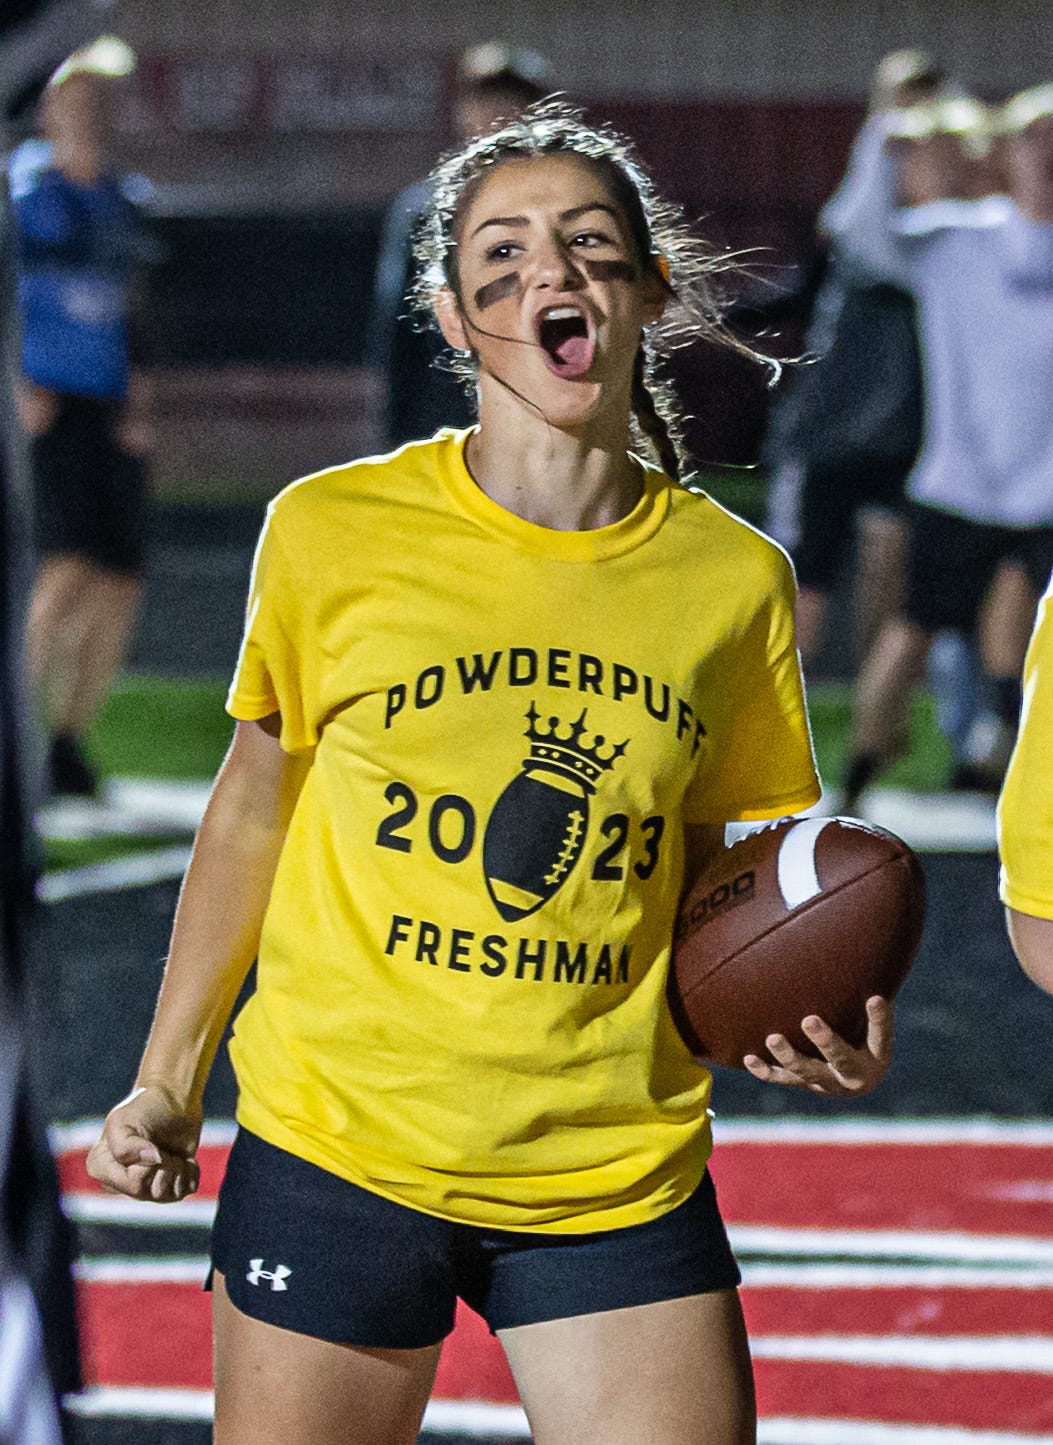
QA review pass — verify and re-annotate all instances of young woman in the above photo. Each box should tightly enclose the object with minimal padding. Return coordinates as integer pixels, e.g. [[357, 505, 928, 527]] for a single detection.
[[88, 103, 895, 1445]]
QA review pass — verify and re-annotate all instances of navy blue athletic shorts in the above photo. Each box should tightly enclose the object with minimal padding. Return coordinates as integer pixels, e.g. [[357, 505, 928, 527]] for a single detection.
[[209, 1129, 741, 1349], [792, 456, 910, 593], [31, 394, 149, 575], [905, 501, 1053, 633]]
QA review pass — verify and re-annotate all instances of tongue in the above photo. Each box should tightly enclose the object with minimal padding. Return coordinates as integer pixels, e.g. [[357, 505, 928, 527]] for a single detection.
[[546, 332, 594, 378]]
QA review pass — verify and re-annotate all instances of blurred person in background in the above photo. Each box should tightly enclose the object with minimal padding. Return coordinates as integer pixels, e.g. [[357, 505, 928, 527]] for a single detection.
[[368, 40, 554, 447], [12, 36, 156, 800], [1, 6, 111, 1438], [829, 84, 1053, 812], [999, 567, 1053, 993], [764, 49, 942, 678]]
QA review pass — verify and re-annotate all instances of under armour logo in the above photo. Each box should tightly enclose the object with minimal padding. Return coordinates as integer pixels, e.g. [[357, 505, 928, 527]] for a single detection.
[[246, 1259, 292, 1290]]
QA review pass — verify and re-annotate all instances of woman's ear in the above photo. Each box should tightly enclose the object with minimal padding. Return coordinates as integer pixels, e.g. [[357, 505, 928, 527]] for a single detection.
[[435, 288, 469, 351]]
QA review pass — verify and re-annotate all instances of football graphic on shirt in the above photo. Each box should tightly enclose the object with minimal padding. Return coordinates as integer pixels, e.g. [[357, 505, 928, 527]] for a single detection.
[[483, 704, 628, 921]]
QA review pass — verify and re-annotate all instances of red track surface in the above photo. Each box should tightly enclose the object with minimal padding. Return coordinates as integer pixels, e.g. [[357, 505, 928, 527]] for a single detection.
[[64, 1132, 1053, 1435]]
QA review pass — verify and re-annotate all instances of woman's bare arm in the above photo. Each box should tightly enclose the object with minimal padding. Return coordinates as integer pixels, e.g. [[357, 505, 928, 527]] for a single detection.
[[1006, 907, 1053, 996], [87, 714, 311, 1201]]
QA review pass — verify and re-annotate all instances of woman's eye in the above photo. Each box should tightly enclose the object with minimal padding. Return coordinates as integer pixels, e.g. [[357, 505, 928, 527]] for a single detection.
[[570, 231, 613, 249], [485, 241, 519, 262]]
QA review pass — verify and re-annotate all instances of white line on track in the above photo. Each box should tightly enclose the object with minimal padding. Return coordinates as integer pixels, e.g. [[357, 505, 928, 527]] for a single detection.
[[50, 1118, 237, 1152], [51, 1115, 1053, 1152], [422, 1400, 531, 1436], [712, 1118, 1053, 1145], [72, 1254, 1053, 1290], [65, 1387, 213, 1421], [751, 1333, 1053, 1371], [61, 1389, 1053, 1440], [730, 1226, 1053, 1264], [74, 1257, 210, 1283], [757, 1423, 1053, 1445], [61, 1190, 1053, 1268], [64, 1387, 533, 1436], [739, 1261, 1053, 1287], [63, 1192, 216, 1226]]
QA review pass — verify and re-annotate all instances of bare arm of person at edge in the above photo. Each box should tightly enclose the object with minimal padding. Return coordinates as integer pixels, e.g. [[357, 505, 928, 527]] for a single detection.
[[87, 713, 310, 1201], [1006, 911, 1053, 996], [683, 823, 893, 1096]]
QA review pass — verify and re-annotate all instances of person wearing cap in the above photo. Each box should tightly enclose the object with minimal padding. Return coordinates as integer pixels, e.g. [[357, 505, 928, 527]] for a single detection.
[[367, 41, 554, 448], [830, 81, 1053, 813], [12, 37, 157, 799]]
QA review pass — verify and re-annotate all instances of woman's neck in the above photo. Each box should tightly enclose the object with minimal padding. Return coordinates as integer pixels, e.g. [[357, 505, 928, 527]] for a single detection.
[[466, 387, 642, 532]]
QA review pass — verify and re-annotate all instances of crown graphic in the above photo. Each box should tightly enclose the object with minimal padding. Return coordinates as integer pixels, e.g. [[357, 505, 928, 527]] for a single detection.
[[523, 703, 628, 793]]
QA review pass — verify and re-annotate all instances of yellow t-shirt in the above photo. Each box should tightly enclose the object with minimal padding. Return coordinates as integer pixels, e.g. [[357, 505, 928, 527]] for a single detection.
[[226, 429, 820, 1232], [998, 572, 1053, 921]]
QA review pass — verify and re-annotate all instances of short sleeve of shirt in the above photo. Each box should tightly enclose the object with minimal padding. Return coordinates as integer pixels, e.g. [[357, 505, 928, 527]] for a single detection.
[[226, 502, 320, 753], [683, 544, 820, 823], [998, 576, 1053, 919]]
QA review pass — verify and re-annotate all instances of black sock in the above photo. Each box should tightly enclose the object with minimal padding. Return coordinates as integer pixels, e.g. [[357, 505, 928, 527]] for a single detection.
[[843, 751, 881, 805], [991, 677, 1023, 727]]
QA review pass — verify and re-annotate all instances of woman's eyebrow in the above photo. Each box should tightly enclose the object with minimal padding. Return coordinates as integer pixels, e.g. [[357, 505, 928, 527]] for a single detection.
[[471, 215, 528, 238], [470, 202, 620, 240], [559, 203, 621, 224]]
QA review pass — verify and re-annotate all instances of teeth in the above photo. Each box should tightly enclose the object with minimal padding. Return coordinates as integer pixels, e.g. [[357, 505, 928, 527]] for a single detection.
[[541, 306, 583, 320]]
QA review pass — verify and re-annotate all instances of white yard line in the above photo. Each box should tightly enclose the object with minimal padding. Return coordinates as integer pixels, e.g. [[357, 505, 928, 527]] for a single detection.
[[37, 777, 995, 912], [732, 785, 997, 853], [39, 778, 209, 842], [38, 845, 192, 902]]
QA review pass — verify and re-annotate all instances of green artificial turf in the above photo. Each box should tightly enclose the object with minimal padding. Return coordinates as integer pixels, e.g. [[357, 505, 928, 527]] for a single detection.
[[79, 672, 953, 797], [84, 674, 233, 781], [47, 673, 954, 874], [807, 682, 954, 795], [45, 833, 191, 872]]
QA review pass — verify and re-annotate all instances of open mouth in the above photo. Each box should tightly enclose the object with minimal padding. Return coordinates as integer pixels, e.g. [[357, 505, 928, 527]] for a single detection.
[[535, 306, 596, 379]]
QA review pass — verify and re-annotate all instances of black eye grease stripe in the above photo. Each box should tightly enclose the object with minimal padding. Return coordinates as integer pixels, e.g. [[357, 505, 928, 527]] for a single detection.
[[474, 273, 523, 310], [584, 259, 637, 282]]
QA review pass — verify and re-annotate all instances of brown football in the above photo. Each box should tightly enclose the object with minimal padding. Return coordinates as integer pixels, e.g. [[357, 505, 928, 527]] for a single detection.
[[669, 817, 925, 1069]]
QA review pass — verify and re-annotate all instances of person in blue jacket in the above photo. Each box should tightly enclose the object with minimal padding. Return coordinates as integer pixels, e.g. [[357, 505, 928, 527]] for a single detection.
[[12, 39, 155, 798]]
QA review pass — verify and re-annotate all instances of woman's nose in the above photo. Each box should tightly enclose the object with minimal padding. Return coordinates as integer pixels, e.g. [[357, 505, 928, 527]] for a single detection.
[[531, 236, 585, 290]]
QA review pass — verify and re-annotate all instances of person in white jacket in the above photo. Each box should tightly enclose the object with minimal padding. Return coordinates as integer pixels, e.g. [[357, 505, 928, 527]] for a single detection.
[[833, 87, 1053, 811]]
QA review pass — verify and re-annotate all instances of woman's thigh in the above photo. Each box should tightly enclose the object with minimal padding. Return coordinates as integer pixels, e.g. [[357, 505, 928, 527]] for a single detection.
[[212, 1271, 442, 1445], [499, 1288, 755, 1445]]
